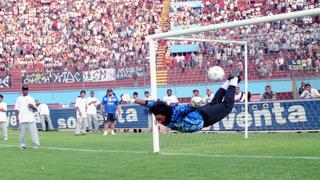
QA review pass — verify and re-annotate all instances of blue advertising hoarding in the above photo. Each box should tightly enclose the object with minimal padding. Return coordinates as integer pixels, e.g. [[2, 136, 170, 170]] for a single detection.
[[7, 104, 149, 129], [6, 100, 320, 131]]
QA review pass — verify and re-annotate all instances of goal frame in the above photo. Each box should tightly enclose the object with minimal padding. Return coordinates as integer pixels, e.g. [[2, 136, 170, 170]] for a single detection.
[[148, 8, 320, 153]]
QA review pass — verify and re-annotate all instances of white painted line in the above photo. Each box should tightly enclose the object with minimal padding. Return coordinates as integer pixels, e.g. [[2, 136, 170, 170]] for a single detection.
[[160, 152, 320, 160], [0, 144, 149, 154], [1, 144, 319, 160]]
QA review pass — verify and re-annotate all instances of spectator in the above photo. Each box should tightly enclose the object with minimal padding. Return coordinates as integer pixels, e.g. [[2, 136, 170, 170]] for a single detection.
[[15, 85, 40, 149], [87, 91, 100, 132], [75, 90, 87, 136], [298, 82, 306, 95], [163, 89, 179, 106], [144, 91, 153, 100], [191, 89, 203, 106], [261, 85, 277, 101], [133, 92, 139, 99], [204, 89, 214, 104], [0, 95, 8, 141], [36, 100, 54, 132], [234, 87, 245, 102], [119, 94, 129, 105], [300, 83, 320, 99], [100, 89, 120, 136]]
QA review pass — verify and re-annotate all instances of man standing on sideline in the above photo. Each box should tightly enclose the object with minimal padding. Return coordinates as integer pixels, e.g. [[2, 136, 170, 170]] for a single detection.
[[101, 89, 120, 135], [36, 100, 53, 131], [144, 91, 153, 100], [75, 90, 87, 136], [260, 85, 276, 101], [163, 89, 179, 106], [0, 95, 8, 141], [87, 91, 100, 132], [300, 83, 320, 99], [298, 82, 305, 96], [234, 87, 245, 102], [204, 89, 214, 104], [144, 91, 154, 131], [15, 85, 40, 149]]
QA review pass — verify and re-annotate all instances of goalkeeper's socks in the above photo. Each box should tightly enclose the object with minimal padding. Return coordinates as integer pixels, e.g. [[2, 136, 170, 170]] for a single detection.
[[229, 77, 239, 87], [221, 80, 229, 90]]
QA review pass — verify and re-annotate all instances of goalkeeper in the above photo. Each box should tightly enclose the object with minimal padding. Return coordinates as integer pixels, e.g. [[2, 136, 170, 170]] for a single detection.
[[132, 74, 240, 132]]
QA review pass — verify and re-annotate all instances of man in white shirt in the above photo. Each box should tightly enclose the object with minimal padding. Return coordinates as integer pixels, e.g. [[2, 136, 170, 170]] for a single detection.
[[191, 89, 203, 106], [144, 91, 153, 100], [36, 100, 53, 131], [87, 91, 100, 132], [163, 89, 179, 106], [75, 90, 87, 135], [204, 89, 214, 104], [0, 95, 8, 141], [162, 89, 179, 133], [235, 87, 245, 102], [144, 91, 154, 131], [300, 84, 320, 99], [15, 85, 40, 149]]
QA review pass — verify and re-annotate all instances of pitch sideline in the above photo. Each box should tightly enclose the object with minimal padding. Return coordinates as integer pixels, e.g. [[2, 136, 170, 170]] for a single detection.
[[0, 144, 319, 160]]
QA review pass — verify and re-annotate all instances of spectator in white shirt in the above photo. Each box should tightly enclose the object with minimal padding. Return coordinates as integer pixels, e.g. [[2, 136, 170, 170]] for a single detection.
[[191, 89, 203, 106], [75, 90, 87, 136], [235, 87, 246, 102], [87, 91, 100, 132], [163, 89, 179, 106], [204, 89, 214, 104], [0, 95, 8, 141], [300, 84, 320, 99], [36, 100, 53, 131], [144, 91, 153, 100], [15, 85, 40, 149]]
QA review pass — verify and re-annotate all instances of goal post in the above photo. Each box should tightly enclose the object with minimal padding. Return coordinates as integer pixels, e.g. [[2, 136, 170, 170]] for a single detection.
[[148, 8, 320, 153]]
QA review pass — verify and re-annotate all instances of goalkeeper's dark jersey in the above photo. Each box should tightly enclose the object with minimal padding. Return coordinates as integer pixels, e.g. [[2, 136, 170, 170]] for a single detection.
[[146, 101, 204, 132]]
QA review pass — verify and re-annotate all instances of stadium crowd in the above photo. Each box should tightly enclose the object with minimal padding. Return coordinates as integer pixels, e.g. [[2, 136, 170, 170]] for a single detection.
[[165, 0, 320, 77], [0, 0, 162, 72]]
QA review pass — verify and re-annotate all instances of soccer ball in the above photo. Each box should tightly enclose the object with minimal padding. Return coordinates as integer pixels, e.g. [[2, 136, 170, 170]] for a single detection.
[[207, 66, 225, 82]]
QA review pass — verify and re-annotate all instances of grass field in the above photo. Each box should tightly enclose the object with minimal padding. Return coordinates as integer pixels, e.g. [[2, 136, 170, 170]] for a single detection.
[[0, 130, 319, 180]]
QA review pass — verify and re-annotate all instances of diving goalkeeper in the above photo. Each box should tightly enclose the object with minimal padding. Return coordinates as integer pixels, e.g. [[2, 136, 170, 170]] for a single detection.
[[132, 74, 240, 132]]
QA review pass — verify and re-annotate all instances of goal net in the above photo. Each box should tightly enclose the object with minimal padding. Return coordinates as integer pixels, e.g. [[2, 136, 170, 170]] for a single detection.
[[148, 8, 320, 153]]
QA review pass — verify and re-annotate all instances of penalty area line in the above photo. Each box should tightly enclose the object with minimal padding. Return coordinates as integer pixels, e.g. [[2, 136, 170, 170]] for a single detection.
[[1, 144, 319, 160]]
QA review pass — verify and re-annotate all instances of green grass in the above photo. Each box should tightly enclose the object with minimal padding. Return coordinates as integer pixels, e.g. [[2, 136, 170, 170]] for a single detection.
[[0, 130, 319, 180]]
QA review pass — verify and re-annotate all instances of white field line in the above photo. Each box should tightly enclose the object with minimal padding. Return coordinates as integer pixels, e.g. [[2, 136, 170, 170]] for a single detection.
[[0, 144, 319, 160], [160, 152, 320, 160]]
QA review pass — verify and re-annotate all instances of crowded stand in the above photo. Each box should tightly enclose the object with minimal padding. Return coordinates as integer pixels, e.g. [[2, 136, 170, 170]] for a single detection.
[[165, 0, 320, 78], [0, 0, 318, 102], [0, 0, 162, 72]]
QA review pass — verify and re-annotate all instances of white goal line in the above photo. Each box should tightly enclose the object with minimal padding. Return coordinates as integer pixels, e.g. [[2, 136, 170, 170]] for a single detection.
[[1, 144, 319, 161]]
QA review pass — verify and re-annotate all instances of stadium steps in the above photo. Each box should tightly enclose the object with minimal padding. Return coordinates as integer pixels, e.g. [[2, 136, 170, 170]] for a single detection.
[[156, 70, 168, 85], [154, 0, 172, 86]]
